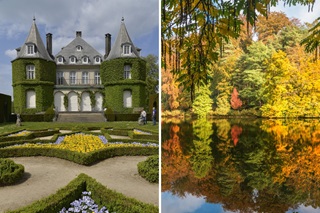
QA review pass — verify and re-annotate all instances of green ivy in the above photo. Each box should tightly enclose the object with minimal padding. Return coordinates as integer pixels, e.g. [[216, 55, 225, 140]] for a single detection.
[[64, 94, 68, 110], [12, 58, 56, 114], [101, 58, 147, 113]]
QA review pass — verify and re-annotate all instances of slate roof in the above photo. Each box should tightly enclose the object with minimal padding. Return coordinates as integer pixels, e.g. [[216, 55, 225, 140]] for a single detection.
[[55, 32, 103, 65], [15, 18, 53, 61], [106, 18, 140, 60]]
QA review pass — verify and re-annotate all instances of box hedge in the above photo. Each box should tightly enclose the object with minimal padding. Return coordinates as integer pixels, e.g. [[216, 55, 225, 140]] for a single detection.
[[0, 158, 24, 185], [7, 173, 158, 213]]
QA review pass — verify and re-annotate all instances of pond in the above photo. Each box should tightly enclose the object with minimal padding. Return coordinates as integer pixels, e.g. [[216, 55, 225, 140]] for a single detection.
[[161, 118, 320, 213]]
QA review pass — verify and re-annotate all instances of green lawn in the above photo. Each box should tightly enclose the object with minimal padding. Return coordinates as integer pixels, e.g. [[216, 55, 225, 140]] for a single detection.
[[0, 121, 159, 135]]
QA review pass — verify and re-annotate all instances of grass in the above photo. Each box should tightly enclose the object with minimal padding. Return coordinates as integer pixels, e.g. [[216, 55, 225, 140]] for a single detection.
[[0, 121, 159, 135]]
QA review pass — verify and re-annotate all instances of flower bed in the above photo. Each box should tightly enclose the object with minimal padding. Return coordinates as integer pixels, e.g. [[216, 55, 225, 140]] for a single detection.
[[59, 191, 109, 213], [7, 173, 158, 213], [4, 133, 158, 154]]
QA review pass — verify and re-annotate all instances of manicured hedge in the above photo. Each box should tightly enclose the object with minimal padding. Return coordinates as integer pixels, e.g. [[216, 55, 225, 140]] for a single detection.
[[137, 155, 159, 183], [0, 146, 158, 166], [7, 173, 158, 213], [0, 129, 59, 142], [0, 158, 24, 185]]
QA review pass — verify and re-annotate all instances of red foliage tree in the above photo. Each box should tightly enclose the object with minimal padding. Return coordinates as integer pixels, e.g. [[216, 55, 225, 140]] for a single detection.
[[230, 88, 243, 110]]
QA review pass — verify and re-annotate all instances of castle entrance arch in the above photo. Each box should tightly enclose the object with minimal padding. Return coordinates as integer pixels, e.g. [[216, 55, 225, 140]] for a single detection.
[[54, 91, 65, 112], [81, 92, 91, 111], [68, 92, 78, 111]]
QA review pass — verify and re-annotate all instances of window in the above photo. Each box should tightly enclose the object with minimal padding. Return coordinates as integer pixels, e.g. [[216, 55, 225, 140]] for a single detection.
[[123, 90, 132, 108], [94, 72, 101, 85], [70, 72, 76, 84], [76, 45, 83, 51], [57, 72, 64, 85], [27, 44, 35, 55], [123, 45, 131, 55], [26, 65, 35, 79], [82, 72, 89, 84], [70, 56, 76, 64], [26, 90, 36, 108], [94, 57, 101, 64], [82, 57, 89, 64], [57, 57, 64, 64], [124, 64, 131, 79]]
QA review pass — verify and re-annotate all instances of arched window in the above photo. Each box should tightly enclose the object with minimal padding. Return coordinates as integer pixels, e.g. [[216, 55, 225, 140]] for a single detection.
[[70, 56, 77, 64], [123, 90, 132, 108], [57, 56, 64, 64], [26, 90, 36, 108], [82, 56, 89, 64]]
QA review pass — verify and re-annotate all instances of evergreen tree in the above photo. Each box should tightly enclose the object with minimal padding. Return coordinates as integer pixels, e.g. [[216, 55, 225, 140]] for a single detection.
[[193, 83, 213, 117]]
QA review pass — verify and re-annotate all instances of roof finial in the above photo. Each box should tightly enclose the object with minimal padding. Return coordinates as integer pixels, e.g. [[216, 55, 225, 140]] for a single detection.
[[33, 15, 36, 22], [121, 17, 124, 22]]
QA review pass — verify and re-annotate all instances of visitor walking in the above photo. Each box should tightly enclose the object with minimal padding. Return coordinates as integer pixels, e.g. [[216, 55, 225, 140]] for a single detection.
[[152, 107, 156, 125]]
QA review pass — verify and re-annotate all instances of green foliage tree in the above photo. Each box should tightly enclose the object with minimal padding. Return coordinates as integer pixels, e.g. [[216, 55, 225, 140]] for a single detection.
[[192, 83, 213, 117], [233, 41, 271, 108], [215, 79, 232, 115], [301, 17, 320, 60]]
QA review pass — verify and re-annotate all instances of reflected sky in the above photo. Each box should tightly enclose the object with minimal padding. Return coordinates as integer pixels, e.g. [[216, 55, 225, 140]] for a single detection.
[[162, 192, 320, 213], [162, 192, 236, 213]]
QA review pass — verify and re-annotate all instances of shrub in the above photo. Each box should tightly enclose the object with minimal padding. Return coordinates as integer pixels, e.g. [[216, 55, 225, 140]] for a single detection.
[[137, 155, 159, 183], [8, 173, 158, 213], [0, 158, 24, 185]]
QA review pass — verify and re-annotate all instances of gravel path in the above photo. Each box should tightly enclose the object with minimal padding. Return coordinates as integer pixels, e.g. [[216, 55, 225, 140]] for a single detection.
[[0, 156, 158, 212]]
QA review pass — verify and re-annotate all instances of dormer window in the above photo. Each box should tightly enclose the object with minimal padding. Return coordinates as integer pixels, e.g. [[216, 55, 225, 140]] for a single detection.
[[57, 56, 64, 64], [26, 44, 35, 55], [122, 44, 131, 55], [76, 45, 83, 51], [82, 56, 89, 64], [94, 56, 101, 64], [70, 56, 77, 64]]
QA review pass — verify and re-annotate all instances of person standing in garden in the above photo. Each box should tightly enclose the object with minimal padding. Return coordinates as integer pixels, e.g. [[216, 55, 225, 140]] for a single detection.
[[152, 107, 156, 125]]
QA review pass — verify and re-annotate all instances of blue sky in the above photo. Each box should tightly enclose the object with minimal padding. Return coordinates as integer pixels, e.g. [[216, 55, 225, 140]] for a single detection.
[[0, 0, 159, 97]]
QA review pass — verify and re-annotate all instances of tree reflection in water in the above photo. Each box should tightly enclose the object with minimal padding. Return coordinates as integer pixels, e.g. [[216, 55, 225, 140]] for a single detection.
[[161, 119, 320, 213]]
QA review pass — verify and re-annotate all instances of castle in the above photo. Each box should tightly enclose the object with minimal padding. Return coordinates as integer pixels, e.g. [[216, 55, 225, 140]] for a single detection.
[[12, 17, 147, 115]]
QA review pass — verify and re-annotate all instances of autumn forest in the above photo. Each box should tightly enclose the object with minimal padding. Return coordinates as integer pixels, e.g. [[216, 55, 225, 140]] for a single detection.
[[162, 11, 320, 118]]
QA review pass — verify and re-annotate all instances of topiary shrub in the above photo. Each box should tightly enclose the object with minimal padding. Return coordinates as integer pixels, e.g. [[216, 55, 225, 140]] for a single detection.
[[105, 107, 115, 121], [0, 158, 24, 185], [137, 155, 159, 183]]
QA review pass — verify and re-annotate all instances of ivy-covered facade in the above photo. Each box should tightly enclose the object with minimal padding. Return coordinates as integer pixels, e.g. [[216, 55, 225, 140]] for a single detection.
[[11, 18, 147, 114]]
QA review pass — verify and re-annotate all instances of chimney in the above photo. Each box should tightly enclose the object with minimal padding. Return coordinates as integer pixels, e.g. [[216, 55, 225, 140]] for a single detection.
[[76, 31, 82, 37], [136, 47, 141, 57], [104, 33, 111, 59], [46, 33, 53, 57]]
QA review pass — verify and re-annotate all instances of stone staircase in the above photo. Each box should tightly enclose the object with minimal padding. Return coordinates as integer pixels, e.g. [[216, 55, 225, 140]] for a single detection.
[[56, 112, 106, 123]]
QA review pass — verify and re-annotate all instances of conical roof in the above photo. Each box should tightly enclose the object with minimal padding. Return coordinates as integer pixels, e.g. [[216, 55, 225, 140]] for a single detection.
[[15, 18, 53, 61], [106, 18, 140, 60]]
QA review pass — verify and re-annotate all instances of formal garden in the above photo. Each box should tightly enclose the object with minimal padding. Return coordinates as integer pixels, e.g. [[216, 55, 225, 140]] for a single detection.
[[0, 121, 159, 213]]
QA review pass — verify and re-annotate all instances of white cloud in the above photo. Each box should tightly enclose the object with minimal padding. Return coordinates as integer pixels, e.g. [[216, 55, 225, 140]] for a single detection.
[[5, 49, 17, 60], [161, 192, 206, 213], [0, 63, 13, 97], [271, 1, 320, 24], [0, 0, 158, 40]]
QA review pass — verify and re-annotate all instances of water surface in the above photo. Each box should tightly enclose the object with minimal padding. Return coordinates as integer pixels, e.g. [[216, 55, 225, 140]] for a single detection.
[[161, 118, 320, 213]]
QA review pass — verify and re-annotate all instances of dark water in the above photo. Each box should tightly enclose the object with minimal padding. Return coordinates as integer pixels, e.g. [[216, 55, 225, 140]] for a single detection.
[[161, 118, 320, 213]]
